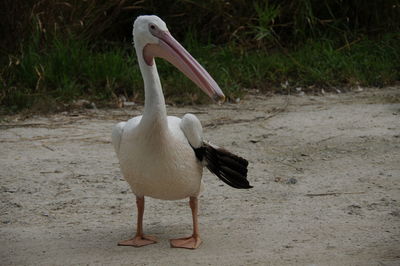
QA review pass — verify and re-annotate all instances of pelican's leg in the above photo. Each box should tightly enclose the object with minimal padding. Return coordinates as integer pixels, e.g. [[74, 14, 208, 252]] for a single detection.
[[118, 196, 158, 247], [170, 196, 202, 249]]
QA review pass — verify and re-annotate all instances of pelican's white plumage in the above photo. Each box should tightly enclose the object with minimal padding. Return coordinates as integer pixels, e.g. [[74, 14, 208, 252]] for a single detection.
[[113, 115, 203, 200], [112, 15, 250, 249]]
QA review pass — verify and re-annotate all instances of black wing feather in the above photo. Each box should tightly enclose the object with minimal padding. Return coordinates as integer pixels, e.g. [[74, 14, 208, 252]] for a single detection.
[[193, 143, 252, 189]]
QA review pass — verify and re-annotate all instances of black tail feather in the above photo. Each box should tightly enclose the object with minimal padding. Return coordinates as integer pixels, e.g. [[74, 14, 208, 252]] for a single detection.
[[194, 143, 252, 189]]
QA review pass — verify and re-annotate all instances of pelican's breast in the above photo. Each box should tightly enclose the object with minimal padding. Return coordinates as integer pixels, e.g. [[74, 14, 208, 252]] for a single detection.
[[118, 116, 203, 200]]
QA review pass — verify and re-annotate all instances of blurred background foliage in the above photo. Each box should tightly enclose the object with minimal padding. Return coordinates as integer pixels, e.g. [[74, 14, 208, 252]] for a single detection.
[[1, 0, 399, 112]]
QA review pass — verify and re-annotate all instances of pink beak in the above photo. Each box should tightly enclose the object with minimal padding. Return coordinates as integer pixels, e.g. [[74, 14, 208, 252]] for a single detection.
[[143, 30, 225, 103]]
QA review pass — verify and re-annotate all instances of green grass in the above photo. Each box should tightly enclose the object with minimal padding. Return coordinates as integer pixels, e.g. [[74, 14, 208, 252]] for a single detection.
[[1, 33, 399, 112], [1, 0, 399, 112]]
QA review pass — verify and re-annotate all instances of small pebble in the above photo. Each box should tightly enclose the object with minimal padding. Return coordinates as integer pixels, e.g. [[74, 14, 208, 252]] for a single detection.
[[286, 178, 298, 184]]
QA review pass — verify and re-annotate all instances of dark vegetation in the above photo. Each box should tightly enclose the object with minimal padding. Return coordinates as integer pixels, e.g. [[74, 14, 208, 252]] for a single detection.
[[1, 0, 399, 112]]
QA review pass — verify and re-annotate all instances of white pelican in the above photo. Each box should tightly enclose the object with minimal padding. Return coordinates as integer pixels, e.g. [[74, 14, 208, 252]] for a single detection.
[[112, 15, 252, 249]]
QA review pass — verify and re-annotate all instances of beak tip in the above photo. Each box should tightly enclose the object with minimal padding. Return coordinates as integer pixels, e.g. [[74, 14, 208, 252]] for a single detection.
[[213, 94, 226, 104]]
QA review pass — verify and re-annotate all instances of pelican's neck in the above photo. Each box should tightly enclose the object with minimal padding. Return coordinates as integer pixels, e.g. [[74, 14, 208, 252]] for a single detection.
[[137, 48, 167, 130]]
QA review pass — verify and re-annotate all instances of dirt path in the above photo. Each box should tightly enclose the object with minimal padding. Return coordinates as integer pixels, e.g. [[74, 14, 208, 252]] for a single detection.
[[1, 88, 399, 265]]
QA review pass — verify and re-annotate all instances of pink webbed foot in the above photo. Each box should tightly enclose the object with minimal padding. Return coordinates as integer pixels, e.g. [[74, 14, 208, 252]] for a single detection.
[[170, 235, 202, 249], [118, 235, 158, 247]]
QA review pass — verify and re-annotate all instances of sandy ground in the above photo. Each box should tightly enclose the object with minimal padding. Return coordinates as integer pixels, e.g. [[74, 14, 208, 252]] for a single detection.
[[1, 87, 399, 265]]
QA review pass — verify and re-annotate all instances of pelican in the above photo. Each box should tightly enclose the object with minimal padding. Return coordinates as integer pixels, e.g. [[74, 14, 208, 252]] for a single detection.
[[112, 15, 252, 249]]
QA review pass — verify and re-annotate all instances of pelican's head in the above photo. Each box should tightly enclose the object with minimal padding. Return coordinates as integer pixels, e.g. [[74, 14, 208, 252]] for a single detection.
[[133, 15, 225, 103], [133, 16, 168, 48]]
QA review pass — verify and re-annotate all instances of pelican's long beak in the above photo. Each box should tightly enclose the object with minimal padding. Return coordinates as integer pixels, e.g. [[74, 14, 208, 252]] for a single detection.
[[143, 30, 225, 103]]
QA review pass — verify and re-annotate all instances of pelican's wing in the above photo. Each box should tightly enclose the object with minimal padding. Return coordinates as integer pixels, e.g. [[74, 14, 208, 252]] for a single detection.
[[111, 122, 126, 155], [180, 113, 252, 189], [112, 116, 142, 155], [199, 142, 252, 189], [180, 113, 203, 149]]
